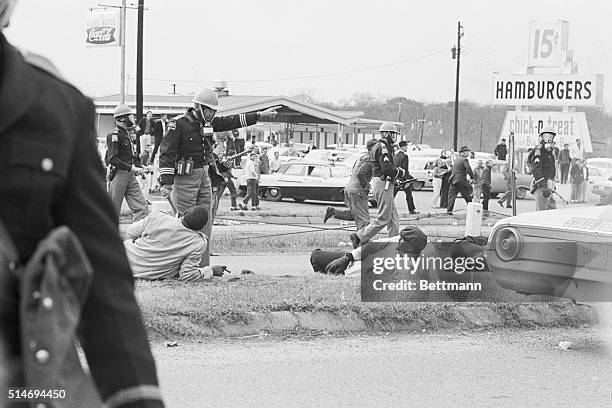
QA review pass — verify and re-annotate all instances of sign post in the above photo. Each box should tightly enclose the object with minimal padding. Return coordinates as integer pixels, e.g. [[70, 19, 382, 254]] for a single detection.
[[510, 131, 517, 216]]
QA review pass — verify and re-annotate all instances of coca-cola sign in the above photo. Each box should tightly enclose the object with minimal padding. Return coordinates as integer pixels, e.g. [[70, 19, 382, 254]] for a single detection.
[[87, 27, 117, 45], [86, 10, 120, 47]]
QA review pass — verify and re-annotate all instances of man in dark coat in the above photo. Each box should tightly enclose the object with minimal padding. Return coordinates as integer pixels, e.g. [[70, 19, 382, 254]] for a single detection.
[[393, 141, 418, 214], [0, 8, 164, 407], [494, 138, 508, 161], [447, 146, 474, 215]]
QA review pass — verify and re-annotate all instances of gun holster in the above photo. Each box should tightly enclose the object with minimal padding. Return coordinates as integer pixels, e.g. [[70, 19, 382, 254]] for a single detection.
[[107, 166, 117, 182]]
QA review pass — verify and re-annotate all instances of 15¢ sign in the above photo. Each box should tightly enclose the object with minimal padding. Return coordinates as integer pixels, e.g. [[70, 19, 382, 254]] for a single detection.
[[528, 21, 569, 68]]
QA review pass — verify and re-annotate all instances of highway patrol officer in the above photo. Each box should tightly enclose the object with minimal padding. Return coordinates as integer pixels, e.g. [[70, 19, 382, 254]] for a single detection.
[[158, 88, 278, 267], [531, 127, 557, 211], [349, 122, 407, 248], [0, 1, 164, 406], [106, 105, 149, 222]]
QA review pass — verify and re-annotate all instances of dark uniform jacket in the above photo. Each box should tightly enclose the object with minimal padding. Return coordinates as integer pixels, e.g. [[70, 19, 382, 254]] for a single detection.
[[532, 145, 556, 188], [370, 139, 402, 179], [450, 156, 474, 186], [158, 108, 258, 185], [106, 126, 141, 171], [0, 34, 163, 407]]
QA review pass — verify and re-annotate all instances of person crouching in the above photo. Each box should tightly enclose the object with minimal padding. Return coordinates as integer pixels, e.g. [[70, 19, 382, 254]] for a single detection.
[[125, 206, 228, 281]]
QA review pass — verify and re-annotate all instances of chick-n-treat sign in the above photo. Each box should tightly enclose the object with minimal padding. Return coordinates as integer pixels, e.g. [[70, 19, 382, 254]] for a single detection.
[[86, 10, 120, 47], [500, 111, 592, 152]]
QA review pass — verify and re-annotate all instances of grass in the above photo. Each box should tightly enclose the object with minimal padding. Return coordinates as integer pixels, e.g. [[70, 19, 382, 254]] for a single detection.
[[135, 273, 588, 340]]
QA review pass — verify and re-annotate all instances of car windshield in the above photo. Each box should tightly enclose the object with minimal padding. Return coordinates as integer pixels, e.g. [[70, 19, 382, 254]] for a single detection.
[[282, 164, 308, 176]]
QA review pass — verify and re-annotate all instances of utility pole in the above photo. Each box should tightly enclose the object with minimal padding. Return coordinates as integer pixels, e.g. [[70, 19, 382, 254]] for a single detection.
[[452, 21, 463, 152], [418, 114, 426, 144], [119, 0, 127, 103], [136, 0, 144, 123]]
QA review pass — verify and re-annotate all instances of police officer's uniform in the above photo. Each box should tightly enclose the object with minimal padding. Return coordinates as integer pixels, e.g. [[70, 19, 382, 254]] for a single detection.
[[107, 125, 149, 221], [532, 143, 557, 211], [355, 139, 403, 244], [0, 33, 163, 407], [158, 108, 259, 267]]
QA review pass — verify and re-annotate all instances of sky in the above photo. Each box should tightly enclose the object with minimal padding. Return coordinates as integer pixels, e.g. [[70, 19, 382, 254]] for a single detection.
[[5, 0, 612, 110]]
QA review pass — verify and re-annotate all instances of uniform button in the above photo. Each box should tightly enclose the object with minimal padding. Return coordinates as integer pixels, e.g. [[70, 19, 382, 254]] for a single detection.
[[32, 291, 42, 299], [41, 158, 54, 172], [8, 261, 16, 271], [35, 349, 50, 364], [42, 297, 53, 310], [36, 404, 46, 408], [29, 340, 37, 350]]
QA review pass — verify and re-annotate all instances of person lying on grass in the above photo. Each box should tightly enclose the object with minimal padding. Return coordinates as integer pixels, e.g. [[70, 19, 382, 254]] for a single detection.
[[124, 206, 230, 281]]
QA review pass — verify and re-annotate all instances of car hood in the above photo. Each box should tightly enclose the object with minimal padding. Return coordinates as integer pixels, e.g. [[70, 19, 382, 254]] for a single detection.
[[493, 206, 612, 235]]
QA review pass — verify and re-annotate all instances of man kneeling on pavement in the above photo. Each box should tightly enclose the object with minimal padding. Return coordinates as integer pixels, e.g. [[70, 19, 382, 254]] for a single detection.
[[124, 206, 230, 281]]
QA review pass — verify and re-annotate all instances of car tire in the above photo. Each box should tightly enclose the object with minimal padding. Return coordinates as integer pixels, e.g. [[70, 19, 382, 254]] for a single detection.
[[516, 187, 527, 200], [266, 187, 282, 202], [293, 197, 306, 203], [412, 181, 424, 191]]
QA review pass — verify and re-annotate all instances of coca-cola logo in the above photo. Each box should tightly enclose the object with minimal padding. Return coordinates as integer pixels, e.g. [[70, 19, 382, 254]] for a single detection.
[[86, 27, 117, 44]]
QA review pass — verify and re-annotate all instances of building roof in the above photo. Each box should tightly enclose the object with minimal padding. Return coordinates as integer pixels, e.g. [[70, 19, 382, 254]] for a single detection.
[[94, 94, 365, 126]]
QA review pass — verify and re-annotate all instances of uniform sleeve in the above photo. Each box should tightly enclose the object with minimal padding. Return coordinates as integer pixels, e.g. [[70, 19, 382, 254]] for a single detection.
[[108, 133, 132, 171], [212, 113, 259, 132], [158, 119, 180, 185], [52, 99, 164, 408], [531, 150, 546, 187]]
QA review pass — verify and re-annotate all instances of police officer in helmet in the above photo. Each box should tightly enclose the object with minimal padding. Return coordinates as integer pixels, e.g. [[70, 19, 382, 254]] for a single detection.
[[531, 127, 557, 211], [349, 122, 407, 248], [106, 104, 149, 222], [158, 88, 278, 267]]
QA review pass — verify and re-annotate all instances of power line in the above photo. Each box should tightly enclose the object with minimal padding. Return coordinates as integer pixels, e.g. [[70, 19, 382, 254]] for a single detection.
[[138, 49, 448, 85]]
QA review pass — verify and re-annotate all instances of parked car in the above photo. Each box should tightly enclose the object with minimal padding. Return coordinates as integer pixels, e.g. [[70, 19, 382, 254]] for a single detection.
[[238, 162, 350, 203], [488, 160, 532, 200], [589, 166, 612, 199], [585, 158, 612, 178], [302, 149, 364, 165], [485, 206, 612, 301]]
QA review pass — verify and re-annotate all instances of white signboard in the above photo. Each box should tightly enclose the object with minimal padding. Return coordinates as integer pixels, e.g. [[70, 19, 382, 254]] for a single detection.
[[86, 10, 121, 47], [500, 111, 592, 152], [528, 21, 569, 68], [492, 74, 604, 107]]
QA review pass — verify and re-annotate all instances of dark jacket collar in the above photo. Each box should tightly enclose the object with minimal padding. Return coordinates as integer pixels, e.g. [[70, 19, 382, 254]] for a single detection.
[[0, 33, 43, 134]]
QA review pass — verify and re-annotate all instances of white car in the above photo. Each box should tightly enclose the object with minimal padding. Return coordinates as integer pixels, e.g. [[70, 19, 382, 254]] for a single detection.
[[239, 162, 351, 203], [588, 166, 612, 199], [585, 158, 612, 178], [485, 206, 612, 301]]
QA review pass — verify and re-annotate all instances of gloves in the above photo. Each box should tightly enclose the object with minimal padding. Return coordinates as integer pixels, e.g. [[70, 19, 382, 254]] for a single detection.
[[542, 187, 551, 198], [212, 265, 231, 277], [160, 184, 172, 198], [324, 253, 354, 275]]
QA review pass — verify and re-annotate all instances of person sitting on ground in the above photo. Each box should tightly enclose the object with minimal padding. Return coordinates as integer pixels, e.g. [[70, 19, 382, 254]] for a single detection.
[[323, 139, 377, 229], [124, 206, 229, 281]]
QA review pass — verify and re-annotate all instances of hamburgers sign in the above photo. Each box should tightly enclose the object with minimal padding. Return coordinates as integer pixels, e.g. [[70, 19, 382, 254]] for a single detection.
[[86, 10, 120, 47]]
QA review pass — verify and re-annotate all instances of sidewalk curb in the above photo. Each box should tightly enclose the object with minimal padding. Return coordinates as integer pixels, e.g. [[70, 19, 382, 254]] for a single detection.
[[146, 302, 597, 340]]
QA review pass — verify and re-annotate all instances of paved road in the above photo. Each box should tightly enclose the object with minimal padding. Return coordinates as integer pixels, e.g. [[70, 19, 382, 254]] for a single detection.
[[154, 328, 612, 408]]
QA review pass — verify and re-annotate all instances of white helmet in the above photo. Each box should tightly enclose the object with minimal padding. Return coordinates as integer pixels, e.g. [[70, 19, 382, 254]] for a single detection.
[[379, 121, 398, 133], [193, 88, 219, 110]]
